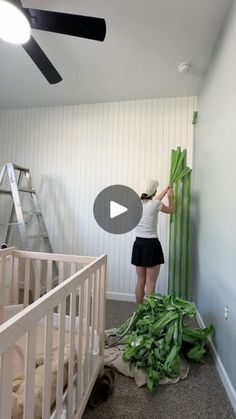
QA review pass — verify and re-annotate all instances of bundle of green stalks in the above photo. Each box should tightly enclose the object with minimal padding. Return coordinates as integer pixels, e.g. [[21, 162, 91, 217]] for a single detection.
[[107, 294, 214, 391], [168, 146, 192, 299]]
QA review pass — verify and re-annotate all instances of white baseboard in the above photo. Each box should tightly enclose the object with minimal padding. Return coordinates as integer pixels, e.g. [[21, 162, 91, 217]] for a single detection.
[[195, 305, 236, 414], [106, 292, 136, 302]]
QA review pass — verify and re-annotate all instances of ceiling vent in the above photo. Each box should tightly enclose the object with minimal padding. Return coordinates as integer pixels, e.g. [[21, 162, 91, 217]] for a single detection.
[[178, 62, 191, 74]]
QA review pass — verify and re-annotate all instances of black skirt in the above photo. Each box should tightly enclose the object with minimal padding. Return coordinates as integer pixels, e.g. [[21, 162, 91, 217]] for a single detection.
[[131, 237, 165, 267]]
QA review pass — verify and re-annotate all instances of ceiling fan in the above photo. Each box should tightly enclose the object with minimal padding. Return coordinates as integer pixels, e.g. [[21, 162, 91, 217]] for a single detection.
[[0, 0, 106, 84]]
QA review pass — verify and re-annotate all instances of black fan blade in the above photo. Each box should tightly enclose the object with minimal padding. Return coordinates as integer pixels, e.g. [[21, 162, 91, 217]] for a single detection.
[[24, 9, 106, 42], [12, 0, 23, 7], [22, 36, 62, 84]]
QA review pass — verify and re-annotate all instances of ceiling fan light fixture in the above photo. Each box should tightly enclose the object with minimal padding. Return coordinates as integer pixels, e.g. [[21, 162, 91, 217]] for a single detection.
[[0, 0, 30, 45]]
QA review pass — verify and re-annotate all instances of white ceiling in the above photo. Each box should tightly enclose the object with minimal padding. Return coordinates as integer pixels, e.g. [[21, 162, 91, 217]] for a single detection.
[[0, 0, 231, 108]]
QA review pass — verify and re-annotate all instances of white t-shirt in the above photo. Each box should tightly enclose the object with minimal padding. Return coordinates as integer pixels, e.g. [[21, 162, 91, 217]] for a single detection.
[[135, 199, 163, 238]]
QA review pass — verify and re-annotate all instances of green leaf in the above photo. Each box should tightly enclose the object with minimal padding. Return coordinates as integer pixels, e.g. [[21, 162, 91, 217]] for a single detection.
[[187, 345, 206, 362]]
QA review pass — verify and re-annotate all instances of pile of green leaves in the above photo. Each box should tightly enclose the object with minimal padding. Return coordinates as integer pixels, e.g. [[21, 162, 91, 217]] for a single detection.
[[108, 294, 214, 391]]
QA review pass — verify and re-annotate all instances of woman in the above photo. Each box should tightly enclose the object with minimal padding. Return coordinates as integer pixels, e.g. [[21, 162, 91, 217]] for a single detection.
[[131, 179, 175, 304]]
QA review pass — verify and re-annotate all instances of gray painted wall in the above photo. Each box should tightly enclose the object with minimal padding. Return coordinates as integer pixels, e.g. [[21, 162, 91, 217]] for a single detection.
[[192, 0, 236, 395]]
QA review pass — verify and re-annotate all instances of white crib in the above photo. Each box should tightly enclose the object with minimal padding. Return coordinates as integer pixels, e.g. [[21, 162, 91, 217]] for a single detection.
[[0, 247, 107, 419]]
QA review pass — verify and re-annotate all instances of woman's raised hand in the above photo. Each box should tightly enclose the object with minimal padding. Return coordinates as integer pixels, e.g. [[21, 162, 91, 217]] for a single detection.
[[167, 185, 174, 198]]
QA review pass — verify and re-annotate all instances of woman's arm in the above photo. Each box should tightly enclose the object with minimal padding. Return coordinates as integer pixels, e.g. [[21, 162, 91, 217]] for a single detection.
[[160, 187, 175, 214], [154, 184, 171, 201]]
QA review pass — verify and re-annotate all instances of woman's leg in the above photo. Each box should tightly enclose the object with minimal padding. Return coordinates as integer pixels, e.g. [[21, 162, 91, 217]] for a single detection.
[[145, 265, 160, 295], [135, 266, 147, 304]]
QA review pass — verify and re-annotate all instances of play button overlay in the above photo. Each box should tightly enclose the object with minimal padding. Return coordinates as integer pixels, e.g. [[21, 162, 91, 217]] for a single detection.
[[110, 201, 128, 219], [93, 185, 143, 234]]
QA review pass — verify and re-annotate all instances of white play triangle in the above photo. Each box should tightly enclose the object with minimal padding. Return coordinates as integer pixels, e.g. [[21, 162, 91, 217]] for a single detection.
[[110, 200, 128, 219]]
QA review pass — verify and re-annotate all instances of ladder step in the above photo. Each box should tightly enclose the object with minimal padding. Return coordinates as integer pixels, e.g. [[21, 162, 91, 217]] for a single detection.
[[18, 187, 36, 193], [22, 210, 42, 216], [0, 188, 36, 194], [12, 164, 30, 173], [28, 233, 49, 239], [0, 221, 32, 226], [0, 189, 12, 195], [0, 222, 19, 226]]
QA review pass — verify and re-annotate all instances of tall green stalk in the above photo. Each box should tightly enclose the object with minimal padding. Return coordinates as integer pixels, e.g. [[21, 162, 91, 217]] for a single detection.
[[172, 178, 179, 297], [185, 172, 191, 299], [168, 151, 175, 293], [178, 153, 186, 296]]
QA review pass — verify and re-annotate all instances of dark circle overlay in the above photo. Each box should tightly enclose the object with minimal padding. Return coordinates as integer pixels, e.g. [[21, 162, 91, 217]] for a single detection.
[[93, 184, 143, 234]]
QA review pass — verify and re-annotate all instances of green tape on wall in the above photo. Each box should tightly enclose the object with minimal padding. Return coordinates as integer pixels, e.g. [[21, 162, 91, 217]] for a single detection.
[[168, 147, 192, 299]]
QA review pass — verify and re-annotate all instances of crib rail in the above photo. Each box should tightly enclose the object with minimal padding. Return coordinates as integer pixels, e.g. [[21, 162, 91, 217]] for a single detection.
[[0, 248, 107, 419], [0, 247, 98, 308]]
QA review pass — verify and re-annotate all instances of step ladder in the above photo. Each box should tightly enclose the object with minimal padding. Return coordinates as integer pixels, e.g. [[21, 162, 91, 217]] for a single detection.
[[0, 163, 58, 296], [0, 162, 53, 253]]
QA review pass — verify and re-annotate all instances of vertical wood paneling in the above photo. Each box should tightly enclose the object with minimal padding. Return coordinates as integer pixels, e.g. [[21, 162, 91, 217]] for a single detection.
[[0, 97, 197, 297]]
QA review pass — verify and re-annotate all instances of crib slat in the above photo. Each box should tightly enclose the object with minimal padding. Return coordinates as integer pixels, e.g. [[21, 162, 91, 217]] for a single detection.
[[0, 257, 6, 323], [95, 268, 101, 334], [99, 263, 106, 363], [42, 311, 53, 419], [24, 328, 37, 419], [70, 262, 77, 275], [13, 256, 19, 304], [67, 292, 76, 418], [59, 261, 64, 284], [0, 349, 13, 419], [76, 282, 85, 407], [46, 260, 53, 291], [34, 259, 41, 300], [84, 276, 92, 388], [90, 272, 96, 356], [56, 299, 66, 413], [24, 258, 30, 306]]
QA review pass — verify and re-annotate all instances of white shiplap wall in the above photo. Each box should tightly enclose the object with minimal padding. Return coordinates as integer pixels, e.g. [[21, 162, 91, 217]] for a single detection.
[[0, 97, 197, 300]]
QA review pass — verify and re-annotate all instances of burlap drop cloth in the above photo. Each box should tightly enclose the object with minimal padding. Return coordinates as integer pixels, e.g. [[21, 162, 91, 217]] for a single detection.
[[104, 328, 189, 387]]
